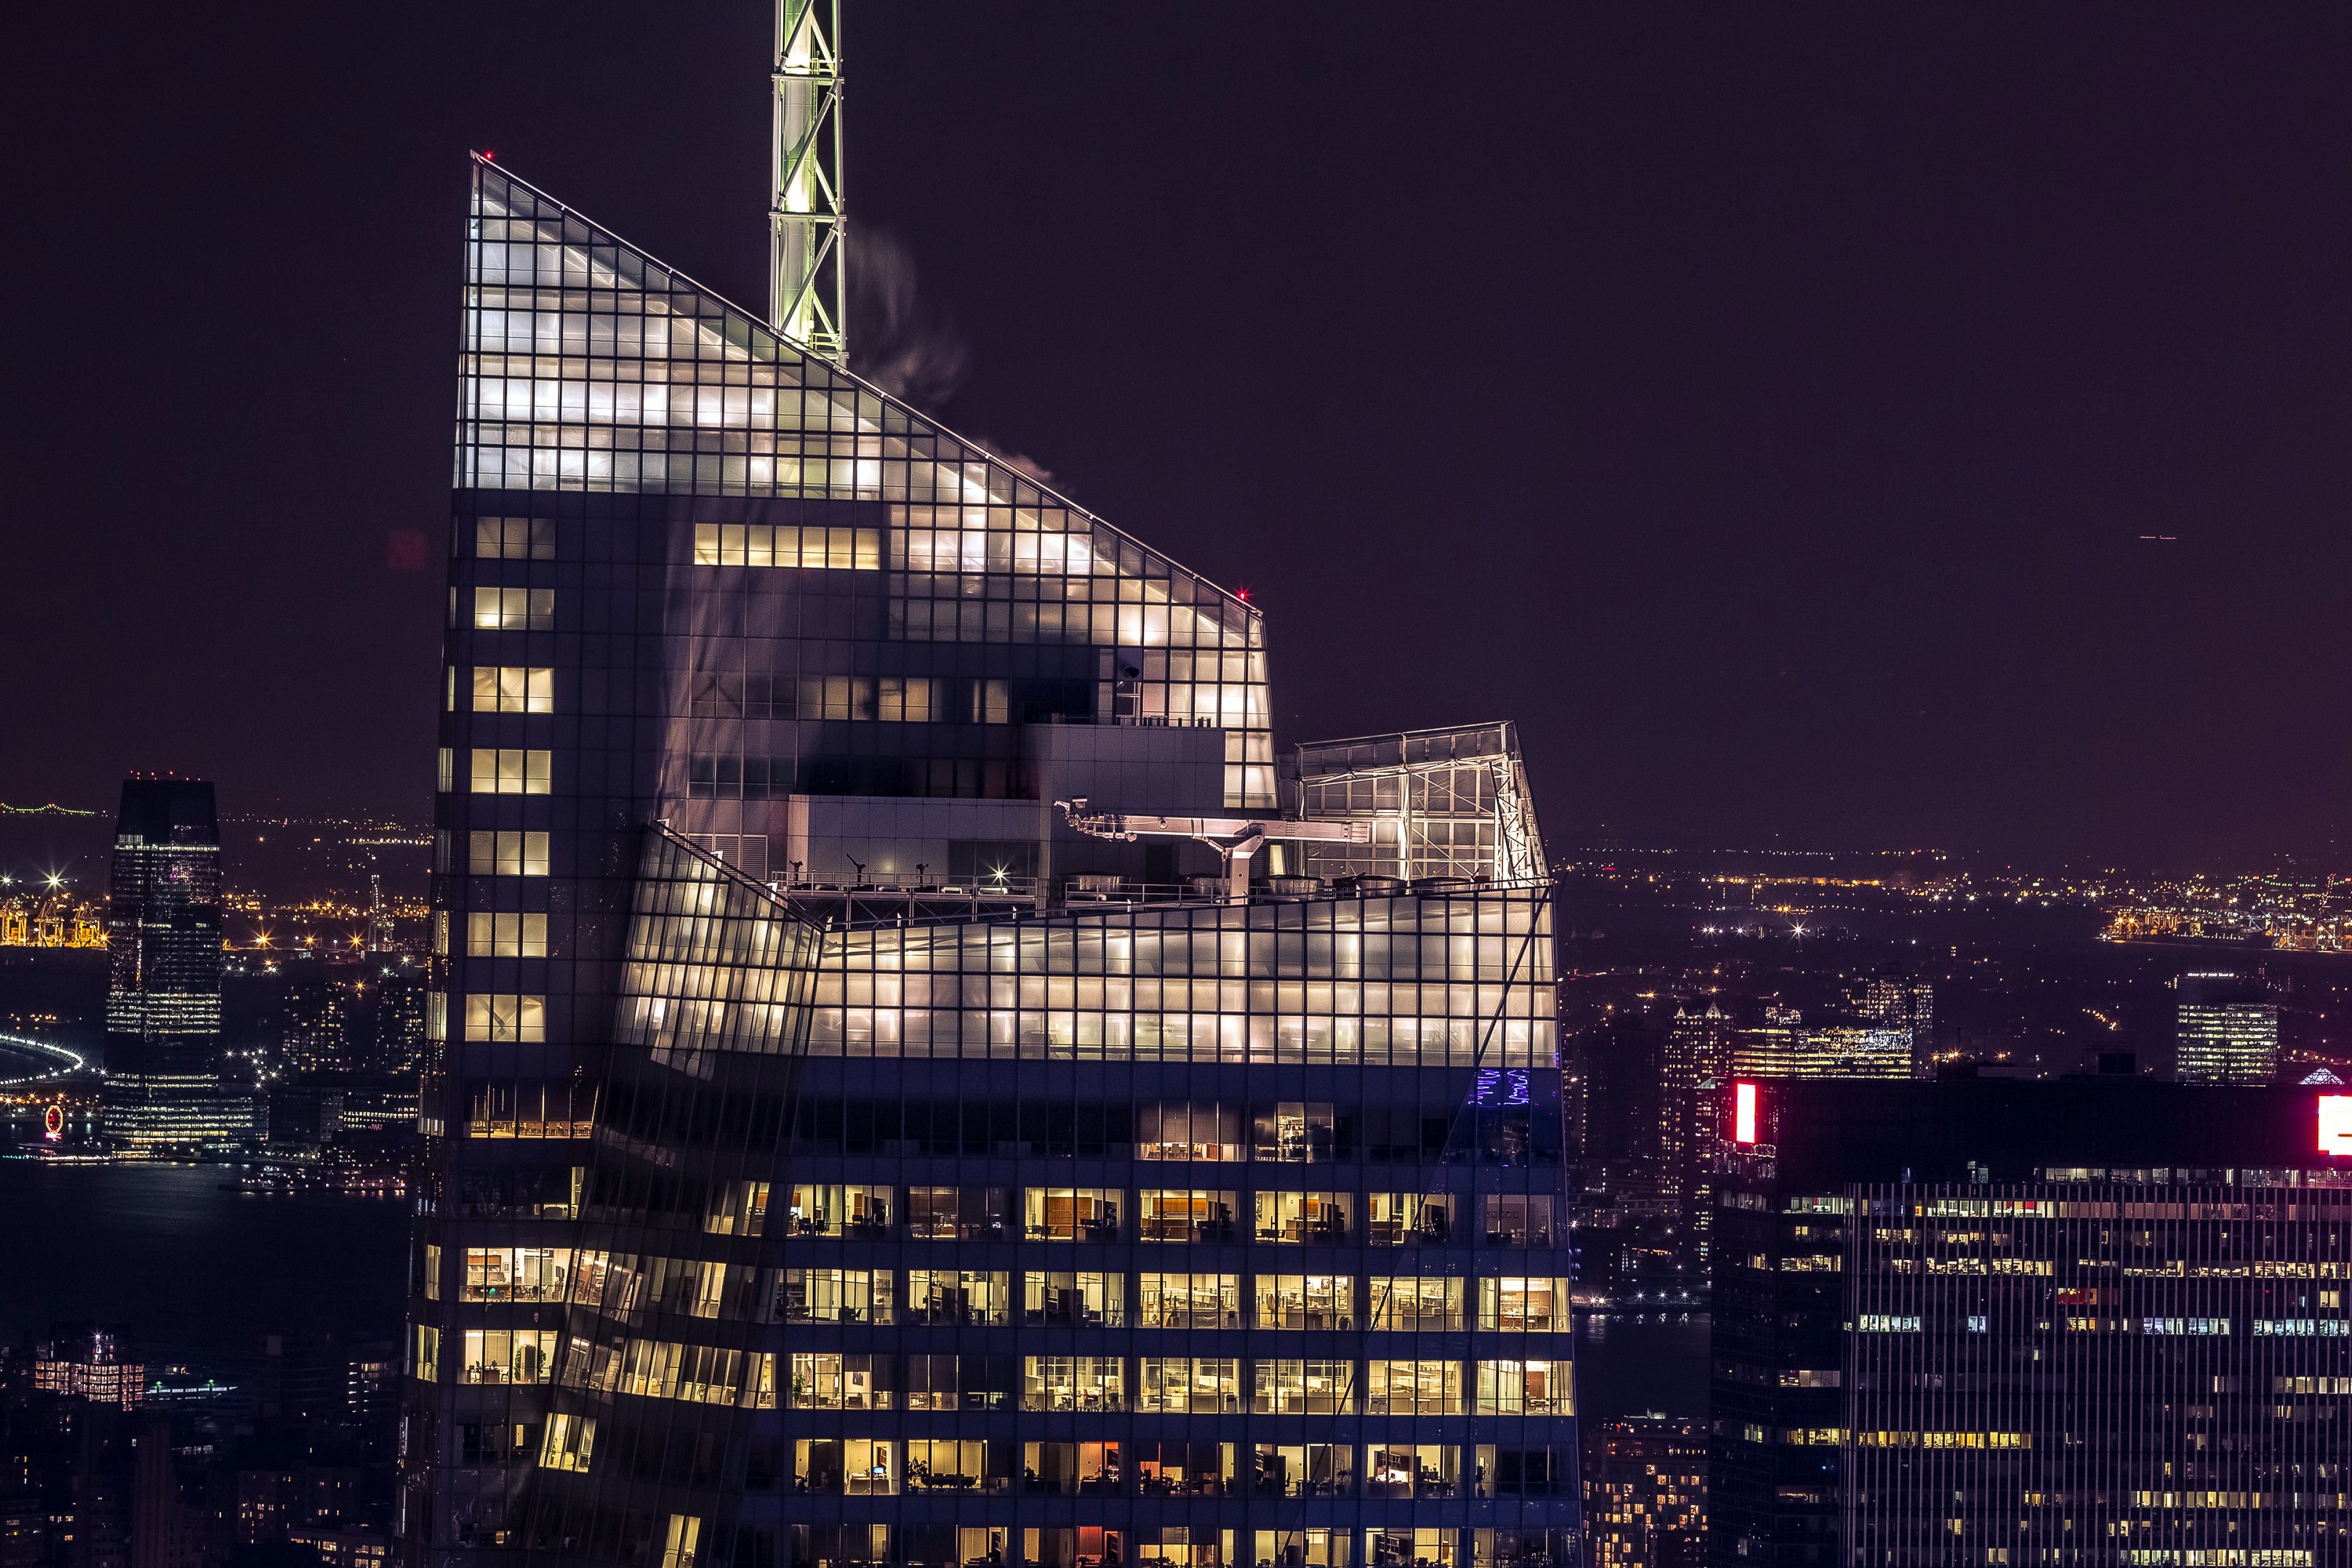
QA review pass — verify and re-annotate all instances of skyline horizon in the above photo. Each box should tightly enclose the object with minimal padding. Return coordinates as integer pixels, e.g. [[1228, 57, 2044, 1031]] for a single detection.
[[14, 5, 2352, 859]]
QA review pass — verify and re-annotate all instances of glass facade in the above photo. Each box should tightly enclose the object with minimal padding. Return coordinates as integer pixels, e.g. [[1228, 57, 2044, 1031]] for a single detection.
[[101, 777, 250, 1149], [1709, 1080, 2352, 1568], [404, 160, 1574, 1568], [2176, 974, 2279, 1087]]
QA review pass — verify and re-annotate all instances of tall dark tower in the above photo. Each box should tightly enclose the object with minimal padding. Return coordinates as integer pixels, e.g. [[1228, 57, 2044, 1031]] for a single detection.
[[101, 777, 245, 1149]]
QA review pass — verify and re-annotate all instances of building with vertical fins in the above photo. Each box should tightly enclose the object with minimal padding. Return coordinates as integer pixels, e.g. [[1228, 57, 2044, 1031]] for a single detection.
[[1709, 1076, 2352, 1568], [102, 776, 249, 1149], [400, 138, 1572, 1568]]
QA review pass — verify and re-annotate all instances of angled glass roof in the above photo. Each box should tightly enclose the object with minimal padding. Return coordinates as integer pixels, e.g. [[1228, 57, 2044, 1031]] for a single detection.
[[459, 159, 1261, 654]]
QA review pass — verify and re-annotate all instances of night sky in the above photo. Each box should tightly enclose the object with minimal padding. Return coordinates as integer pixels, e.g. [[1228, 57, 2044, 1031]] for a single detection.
[[10, 4, 2352, 863]]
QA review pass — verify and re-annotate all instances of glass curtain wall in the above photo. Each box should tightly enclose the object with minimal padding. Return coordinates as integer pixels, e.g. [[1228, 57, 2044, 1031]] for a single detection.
[[405, 158, 1575, 1568]]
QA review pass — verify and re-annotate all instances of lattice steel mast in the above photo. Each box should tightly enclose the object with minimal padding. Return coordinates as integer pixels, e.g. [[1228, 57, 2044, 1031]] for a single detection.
[[771, 0, 845, 360]]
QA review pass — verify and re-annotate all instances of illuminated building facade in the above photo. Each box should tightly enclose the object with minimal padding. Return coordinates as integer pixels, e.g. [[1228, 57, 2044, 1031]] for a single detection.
[[401, 161, 1574, 1568], [285, 974, 358, 1075], [101, 778, 252, 1149], [34, 1324, 146, 1410], [1853, 978, 1930, 1065], [1660, 1002, 1732, 1276], [1728, 1012, 1909, 1082], [2176, 971, 2278, 1086], [1710, 1079, 2352, 1568], [1578, 1418, 1704, 1568]]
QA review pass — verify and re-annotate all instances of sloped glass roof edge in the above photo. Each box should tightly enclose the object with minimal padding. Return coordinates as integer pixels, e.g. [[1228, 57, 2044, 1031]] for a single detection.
[[466, 154, 1261, 628]]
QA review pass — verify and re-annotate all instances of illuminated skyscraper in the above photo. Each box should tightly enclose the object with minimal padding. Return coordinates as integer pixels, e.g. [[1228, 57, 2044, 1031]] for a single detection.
[[101, 777, 250, 1149], [1660, 1000, 1731, 1274], [1854, 976, 1931, 1066], [2175, 971, 2278, 1085], [401, 160, 1573, 1568]]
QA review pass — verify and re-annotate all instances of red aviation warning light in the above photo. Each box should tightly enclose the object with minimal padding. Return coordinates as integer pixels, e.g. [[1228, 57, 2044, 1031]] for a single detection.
[[1732, 1082, 1760, 1145], [2321, 1095, 2352, 1157]]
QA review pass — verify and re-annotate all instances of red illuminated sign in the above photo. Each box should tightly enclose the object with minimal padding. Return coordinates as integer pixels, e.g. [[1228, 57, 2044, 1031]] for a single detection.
[[43, 1104, 63, 1141], [1733, 1082, 1759, 1145], [2321, 1094, 2352, 1157]]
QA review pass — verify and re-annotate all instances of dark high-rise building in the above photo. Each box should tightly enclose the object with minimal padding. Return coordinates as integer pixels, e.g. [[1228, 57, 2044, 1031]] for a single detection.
[[401, 158, 1575, 1568], [1709, 1076, 2352, 1568], [101, 779, 250, 1150], [373, 968, 430, 1077], [285, 973, 357, 1076]]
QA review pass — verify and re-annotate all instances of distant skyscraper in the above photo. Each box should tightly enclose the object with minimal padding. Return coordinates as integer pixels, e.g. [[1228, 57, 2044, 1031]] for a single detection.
[[1581, 1417, 1704, 1568], [282, 974, 354, 1076], [1710, 1076, 2352, 1568], [1855, 975, 1933, 1065], [371, 967, 429, 1076], [2176, 971, 2278, 1084], [1730, 1006, 1909, 1080], [101, 778, 249, 1149], [1661, 1000, 1731, 1269], [368, 872, 396, 954]]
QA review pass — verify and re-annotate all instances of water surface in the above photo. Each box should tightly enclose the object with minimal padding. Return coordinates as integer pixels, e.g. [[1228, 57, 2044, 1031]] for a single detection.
[[0, 1162, 410, 1364]]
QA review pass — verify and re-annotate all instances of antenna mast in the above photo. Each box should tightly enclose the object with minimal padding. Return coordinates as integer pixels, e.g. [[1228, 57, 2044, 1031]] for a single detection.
[[771, 0, 846, 361]]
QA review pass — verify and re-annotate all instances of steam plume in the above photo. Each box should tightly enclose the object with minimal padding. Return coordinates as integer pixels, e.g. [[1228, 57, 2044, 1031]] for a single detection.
[[850, 226, 970, 408]]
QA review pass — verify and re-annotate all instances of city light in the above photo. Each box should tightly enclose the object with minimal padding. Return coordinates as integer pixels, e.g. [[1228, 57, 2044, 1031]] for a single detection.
[[2321, 1095, 2352, 1158], [1733, 1081, 1759, 1145]]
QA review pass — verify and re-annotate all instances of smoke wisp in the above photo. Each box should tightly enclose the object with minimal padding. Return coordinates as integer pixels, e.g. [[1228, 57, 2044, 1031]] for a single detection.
[[849, 226, 970, 408]]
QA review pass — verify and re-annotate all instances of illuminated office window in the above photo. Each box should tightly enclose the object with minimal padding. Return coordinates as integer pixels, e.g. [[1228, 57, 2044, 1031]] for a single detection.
[[1022, 1356, 1124, 1413], [1251, 1359, 1357, 1415], [468, 830, 550, 876], [905, 1269, 1011, 1326], [472, 666, 554, 713], [793, 1437, 897, 1495], [459, 1328, 555, 1385], [781, 1269, 894, 1326], [1136, 1357, 1240, 1414], [540, 1414, 595, 1473], [1366, 1359, 1461, 1415], [692, 522, 880, 570], [1475, 1359, 1570, 1415], [1139, 1189, 1239, 1243], [1137, 1273, 1240, 1329], [1023, 1272, 1123, 1327], [474, 586, 554, 630], [1477, 1277, 1567, 1332], [1254, 1275, 1352, 1330], [659, 1516, 700, 1568], [1370, 1277, 1463, 1332], [1364, 1443, 1458, 1501], [463, 993, 545, 1042], [470, 749, 550, 794], [466, 912, 547, 958]]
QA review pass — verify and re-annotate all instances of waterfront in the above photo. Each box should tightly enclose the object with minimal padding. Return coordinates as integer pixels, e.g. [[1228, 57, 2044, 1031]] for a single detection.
[[1574, 1310, 1711, 1421], [0, 1161, 408, 1363]]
